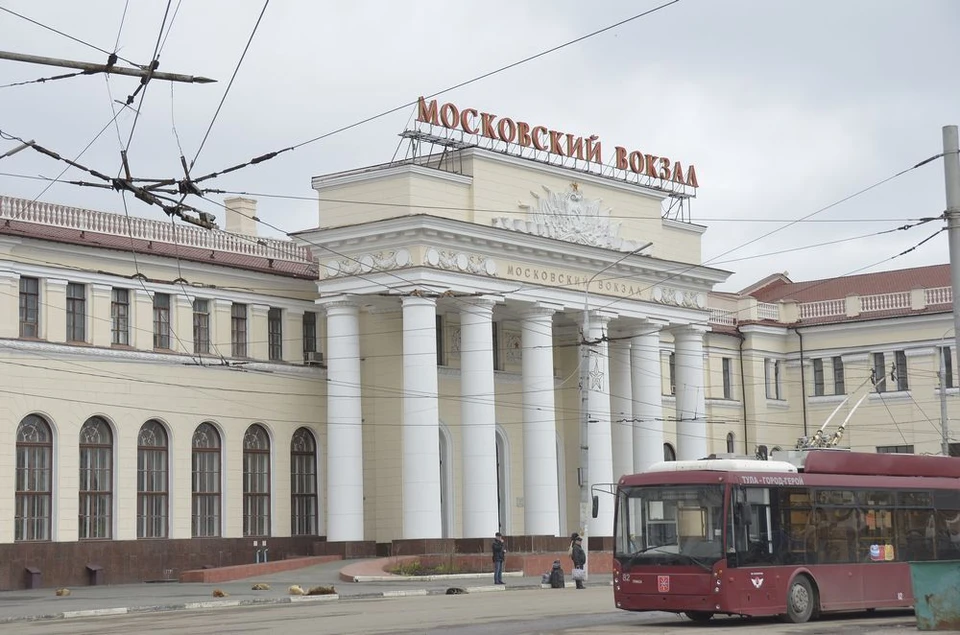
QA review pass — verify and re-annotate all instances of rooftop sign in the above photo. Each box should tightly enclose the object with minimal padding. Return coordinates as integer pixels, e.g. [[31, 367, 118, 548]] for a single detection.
[[414, 97, 698, 196]]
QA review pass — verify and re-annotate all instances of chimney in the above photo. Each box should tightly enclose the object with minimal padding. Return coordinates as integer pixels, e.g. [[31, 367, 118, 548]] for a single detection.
[[223, 197, 258, 236]]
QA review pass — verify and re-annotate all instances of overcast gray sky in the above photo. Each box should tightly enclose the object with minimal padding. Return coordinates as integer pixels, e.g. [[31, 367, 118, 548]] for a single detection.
[[0, 0, 957, 291]]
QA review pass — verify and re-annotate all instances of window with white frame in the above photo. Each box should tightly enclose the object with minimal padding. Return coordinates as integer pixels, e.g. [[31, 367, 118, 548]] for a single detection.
[[722, 357, 733, 399], [79, 416, 112, 539], [243, 424, 270, 537], [812, 358, 824, 397], [231, 303, 247, 358], [66, 282, 86, 342], [153, 293, 171, 350], [193, 299, 210, 355], [137, 420, 168, 538], [15, 414, 52, 542], [268, 307, 283, 361], [290, 428, 318, 536], [192, 423, 221, 538], [19, 277, 40, 338], [111, 288, 129, 345], [764, 358, 783, 400]]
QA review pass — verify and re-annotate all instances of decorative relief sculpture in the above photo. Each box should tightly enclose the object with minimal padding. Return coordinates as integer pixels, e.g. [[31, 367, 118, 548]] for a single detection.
[[504, 331, 522, 364], [423, 248, 498, 276], [450, 327, 462, 359], [323, 249, 411, 279], [651, 286, 707, 309], [491, 184, 641, 251]]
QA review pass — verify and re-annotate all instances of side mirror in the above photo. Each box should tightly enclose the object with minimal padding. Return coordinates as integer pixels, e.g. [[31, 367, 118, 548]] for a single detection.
[[591, 495, 599, 519]]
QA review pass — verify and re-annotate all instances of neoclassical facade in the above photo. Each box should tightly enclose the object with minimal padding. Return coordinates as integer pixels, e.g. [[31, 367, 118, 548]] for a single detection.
[[2, 136, 956, 590]]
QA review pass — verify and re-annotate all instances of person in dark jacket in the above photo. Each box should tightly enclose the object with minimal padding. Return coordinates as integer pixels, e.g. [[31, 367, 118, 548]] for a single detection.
[[571, 534, 586, 589], [492, 532, 506, 585]]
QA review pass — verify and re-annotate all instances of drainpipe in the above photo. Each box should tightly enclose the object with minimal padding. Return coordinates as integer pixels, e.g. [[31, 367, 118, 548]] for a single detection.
[[796, 327, 809, 437], [736, 327, 749, 454]]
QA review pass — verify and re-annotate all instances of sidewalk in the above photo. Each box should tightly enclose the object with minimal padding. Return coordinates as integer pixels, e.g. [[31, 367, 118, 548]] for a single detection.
[[0, 559, 610, 624]]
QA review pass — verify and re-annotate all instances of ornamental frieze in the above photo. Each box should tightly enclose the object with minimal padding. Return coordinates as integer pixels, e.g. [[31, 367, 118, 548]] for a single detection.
[[323, 249, 411, 279], [651, 286, 707, 309], [423, 248, 498, 277]]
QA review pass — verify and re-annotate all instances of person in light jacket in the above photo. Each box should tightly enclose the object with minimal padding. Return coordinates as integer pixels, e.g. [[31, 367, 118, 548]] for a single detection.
[[571, 534, 586, 589]]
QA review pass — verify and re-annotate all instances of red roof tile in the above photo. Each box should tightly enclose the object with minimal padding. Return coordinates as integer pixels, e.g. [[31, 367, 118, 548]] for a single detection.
[[0, 219, 318, 279], [746, 264, 950, 303]]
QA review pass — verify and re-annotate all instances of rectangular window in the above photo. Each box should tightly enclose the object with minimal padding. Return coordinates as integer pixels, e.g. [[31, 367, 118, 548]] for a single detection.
[[79, 443, 112, 539], [291, 451, 317, 536], [722, 357, 733, 399], [436, 314, 445, 366], [66, 282, 86, 342], [192, 446, 221, 538], [942, 346, 954, 389], [268, 307, 283, 361], [669, 353, 676, 395], [153, 293, 171, 350], [302, 311, 318, 362], [812, 359, 824, 397], [873, 352, 887, 392], [19, 277, 40, 338], [832, 356, 845, 394], [765, 359, 783, 399], [243, 452, 270, 537], [111, 288, 129, 345], [894, 350, 908, 391], [231, 303, 247, 357], [492, 322, 501, 371], [193, 299, 210, 355], [877, 444, 914, 454]]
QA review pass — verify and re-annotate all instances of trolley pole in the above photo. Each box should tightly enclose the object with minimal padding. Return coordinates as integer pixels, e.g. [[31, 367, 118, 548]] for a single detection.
[[943, 125, 960, 457]]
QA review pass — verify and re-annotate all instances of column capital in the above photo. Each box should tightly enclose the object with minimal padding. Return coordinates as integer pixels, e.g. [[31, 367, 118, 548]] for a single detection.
[[45, 278, 69, 288], [518, 302, 562, 320], [250, 303, 271, 314], [671, 323, 710, 340], [581, 309, 618, 327], [316, 295, 359, 311], [459, 295, 502, 310], [401, 294, 436, 309]]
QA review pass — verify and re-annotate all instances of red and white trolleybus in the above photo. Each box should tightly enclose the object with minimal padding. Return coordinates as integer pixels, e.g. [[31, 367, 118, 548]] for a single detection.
[[609, 449, 960, 623]]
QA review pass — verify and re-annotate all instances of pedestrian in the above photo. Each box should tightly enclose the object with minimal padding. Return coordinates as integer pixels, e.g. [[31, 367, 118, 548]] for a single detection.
[[492, 531, 506, 585], [570, 534, 586, 589]]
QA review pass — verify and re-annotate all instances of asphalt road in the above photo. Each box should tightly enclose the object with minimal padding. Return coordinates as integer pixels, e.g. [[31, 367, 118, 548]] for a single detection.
[[15, 586, 923, 635]]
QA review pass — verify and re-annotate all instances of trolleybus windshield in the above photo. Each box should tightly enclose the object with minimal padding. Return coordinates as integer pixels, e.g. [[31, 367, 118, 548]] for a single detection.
[[615, 484, 724, 569]]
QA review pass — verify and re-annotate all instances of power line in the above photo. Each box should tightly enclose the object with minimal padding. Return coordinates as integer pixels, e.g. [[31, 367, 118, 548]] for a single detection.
[[0, 5, 140, 67], [184, 0, 682, 185]]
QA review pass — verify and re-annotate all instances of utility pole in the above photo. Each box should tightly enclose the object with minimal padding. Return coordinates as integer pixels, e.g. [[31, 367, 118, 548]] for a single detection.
[[578, 241, 652, 580], [943, 125, 960, 457], [940, 349, 950, 456], [0, 50, 216, 84]]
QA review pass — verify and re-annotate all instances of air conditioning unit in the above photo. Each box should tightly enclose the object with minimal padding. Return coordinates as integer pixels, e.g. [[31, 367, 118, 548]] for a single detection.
[[303, 351, 323, 365]]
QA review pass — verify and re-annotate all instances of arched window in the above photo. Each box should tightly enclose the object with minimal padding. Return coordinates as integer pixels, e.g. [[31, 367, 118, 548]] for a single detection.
[[79, 417, 112, 539], [663, 442, 676, 462], [726, 432, 736, 454], [15, 414, 52, 541], [137, 420, 168, 538], [243, 424, 270, 537], [192, 423, 221, 537], [290, 428, 317, 536]]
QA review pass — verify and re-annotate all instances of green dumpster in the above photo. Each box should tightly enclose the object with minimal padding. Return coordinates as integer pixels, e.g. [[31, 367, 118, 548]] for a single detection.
[[909, 561, 960, 631]]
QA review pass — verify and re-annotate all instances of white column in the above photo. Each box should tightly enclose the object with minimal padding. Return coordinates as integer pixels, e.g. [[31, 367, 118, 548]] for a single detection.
[[402, 295, 442, 538], [674, 326, 708, 461], [521, 306, 560, 536], [631, 325, 664, 472], [585, 312, 614, 537], [609, 338, 634, 480], [324, 299, 364, 541], [460, 298, 499, 538]]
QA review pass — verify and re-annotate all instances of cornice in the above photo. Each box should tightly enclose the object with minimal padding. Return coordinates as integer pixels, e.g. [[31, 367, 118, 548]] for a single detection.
[[311, 163, 473, 190]]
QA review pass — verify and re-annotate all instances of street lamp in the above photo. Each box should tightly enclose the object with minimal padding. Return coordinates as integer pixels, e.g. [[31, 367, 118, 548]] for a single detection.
[[578, 241, 652, 578]]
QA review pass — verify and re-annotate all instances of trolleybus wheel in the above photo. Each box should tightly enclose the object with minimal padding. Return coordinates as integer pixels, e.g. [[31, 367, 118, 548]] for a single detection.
[[683, 611, 713, 623], [784, 575, 816, 624]]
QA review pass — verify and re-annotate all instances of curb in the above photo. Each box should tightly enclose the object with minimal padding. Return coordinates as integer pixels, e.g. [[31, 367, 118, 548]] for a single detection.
[[0, 580, 612, 624], [349, 570, 524, 583]]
